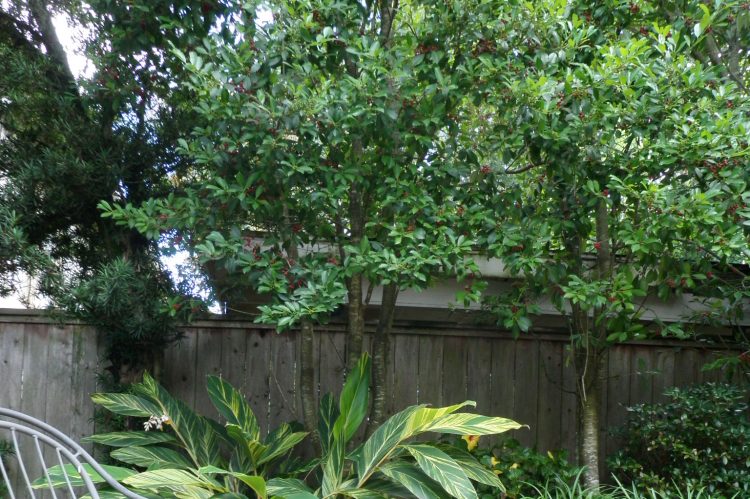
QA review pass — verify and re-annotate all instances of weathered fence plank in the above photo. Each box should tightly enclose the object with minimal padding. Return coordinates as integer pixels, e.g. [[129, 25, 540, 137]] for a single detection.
[[512, 340, 538, 447]]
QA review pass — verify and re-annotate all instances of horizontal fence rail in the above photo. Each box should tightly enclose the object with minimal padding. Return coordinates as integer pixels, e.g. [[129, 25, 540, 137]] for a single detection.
[[0, 311, 740, 480]]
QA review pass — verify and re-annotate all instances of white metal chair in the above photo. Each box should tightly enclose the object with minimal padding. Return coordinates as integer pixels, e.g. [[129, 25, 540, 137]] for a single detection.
[[0, 408, 146, 498]]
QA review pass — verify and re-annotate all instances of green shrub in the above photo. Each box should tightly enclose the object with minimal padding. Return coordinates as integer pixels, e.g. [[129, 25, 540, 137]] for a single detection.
[[449, 436, 580, 498], [608, 383, 750, 498]]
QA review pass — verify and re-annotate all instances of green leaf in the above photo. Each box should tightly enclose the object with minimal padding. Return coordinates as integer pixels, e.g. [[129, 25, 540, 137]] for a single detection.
[[198, 465, 266, 499], [379, 461, 450, 499], [207, 375, 260, 441], [334, 352, 371, 443], [408, 402, 475, 434], [123, 469, 220, 493], [267, 478, 318, 499], [91, 393, 162, 417], [135, 373, 223, 467], [421, 413, 523, 435], [318, 393, 340, 455], [82, 431, 176, 447], [403, 444, 478, 499], [257, 428, 307, 465], [111, 446, 193, 470], [439, 446, 506, 492], [32, 464, 136, 489], [354, 405, 422, 485]]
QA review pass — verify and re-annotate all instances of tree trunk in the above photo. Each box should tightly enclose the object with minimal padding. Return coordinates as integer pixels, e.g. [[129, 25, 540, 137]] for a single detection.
[[346, 181, 365, 371], [577, 361, 601, 488], [346, 274, 365, 370], [299, 319, 319, 441], [280, 202, 318, 435], [574, 342, 605, 489], [574, 197, 613, 489], [368, 283, 399, 434]]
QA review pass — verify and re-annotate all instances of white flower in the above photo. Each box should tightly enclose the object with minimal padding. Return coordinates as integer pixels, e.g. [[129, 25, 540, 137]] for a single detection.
[[143, 414, 171, 431]]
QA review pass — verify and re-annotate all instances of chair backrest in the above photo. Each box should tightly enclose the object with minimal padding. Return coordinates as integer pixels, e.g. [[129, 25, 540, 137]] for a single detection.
[[0, 408, 146, 499]]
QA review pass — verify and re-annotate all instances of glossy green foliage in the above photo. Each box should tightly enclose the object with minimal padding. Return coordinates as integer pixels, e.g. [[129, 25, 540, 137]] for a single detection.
[[451, 437, 581, 499], [101, 0, 509, 329], [609, 383, 750, 497], [445, 0, 750, 345]]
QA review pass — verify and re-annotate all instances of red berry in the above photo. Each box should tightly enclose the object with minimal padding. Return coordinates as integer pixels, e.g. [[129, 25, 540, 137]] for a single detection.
[[706, 271, 714, 279], [481, 165, 491, 174], [594, 242, 602, 251]]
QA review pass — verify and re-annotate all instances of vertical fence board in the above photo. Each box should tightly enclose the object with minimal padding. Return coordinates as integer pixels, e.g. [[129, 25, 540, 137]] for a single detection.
[[417, 335, 443, 407], [605, 346, 631, 464], [467, 338, 493, 415], [0, 323, 25, 410], [17, 323, 49, 494], [441, 336, 467, 406], [392, 334, 419, 413], [245, 329, 271, 435], [163, 329, 199, 409], [318, 331, 346, 401], [629, 347, 655, 406], [511, 340, 537, 447], [268, 332, 298, 426], [560, 349, 578, 459], [537, 342, 562, 452], [69, 326, 99, 444], [652, 348, 676, 403], [673, 348, 699, 388], [489, 339, 515, 447], [193, 328, 225, 419], [220, 328, 249, 395]]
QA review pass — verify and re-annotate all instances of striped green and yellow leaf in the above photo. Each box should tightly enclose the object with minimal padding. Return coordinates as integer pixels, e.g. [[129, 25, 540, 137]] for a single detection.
[[207, 375, 260, 441], [422, 413, 523, 436], [110, 445, 193, 470], [90, 393, 161, 418], [82, 431, 176, 447], [378, 461, 451, 499], [404, 444, 478, 499]]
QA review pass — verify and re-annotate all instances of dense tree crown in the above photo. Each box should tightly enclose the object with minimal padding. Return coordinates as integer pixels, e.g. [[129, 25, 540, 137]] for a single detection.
[[2, 0, 749, 485]]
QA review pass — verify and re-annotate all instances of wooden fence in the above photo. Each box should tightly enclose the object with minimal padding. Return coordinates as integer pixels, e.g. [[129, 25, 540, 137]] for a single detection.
[[0, 310, 739, 483]]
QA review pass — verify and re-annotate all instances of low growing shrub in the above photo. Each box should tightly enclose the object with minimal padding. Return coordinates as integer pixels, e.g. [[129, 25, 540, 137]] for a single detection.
[[608, 383, 750, 498], [449, 436, 580, 498]]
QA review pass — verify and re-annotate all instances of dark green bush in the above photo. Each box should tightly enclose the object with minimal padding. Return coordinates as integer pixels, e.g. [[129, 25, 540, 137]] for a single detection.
[[608, 383, 750, 498], [453, 437, 580, 498]]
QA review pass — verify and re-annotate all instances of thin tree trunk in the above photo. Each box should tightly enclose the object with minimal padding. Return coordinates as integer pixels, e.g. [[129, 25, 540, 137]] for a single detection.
[[281, 203, 318, 435], [575, 198, 613, 489], [368, 283, 398, 435], [577, 353, 603, 488], [299, 319, 319, 442], [346, 274, 365, 370], [346, 181, 365, 370]]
